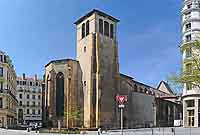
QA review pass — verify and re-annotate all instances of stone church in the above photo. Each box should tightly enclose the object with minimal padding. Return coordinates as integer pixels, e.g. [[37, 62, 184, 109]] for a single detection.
[[43, 9, 182, 129]]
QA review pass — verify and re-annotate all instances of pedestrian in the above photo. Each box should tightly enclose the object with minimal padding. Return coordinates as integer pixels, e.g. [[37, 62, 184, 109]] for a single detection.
[[35, 123, 38, 133], [27, 125, 30, 132], [98, 128, 101, 135]]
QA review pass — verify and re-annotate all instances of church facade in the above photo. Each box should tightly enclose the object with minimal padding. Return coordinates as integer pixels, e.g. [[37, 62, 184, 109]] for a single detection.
[[43, 9, 182, 129]]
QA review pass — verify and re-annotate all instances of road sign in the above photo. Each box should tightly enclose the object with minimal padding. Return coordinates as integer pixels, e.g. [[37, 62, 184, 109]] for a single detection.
[[116, 95, 128, 104], [116, 95, 128, 135], [118, 104, 125, 108]]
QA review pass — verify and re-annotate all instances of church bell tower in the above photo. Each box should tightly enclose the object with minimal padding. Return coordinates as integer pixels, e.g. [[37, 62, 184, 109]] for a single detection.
[[75, 9, 120, 128]]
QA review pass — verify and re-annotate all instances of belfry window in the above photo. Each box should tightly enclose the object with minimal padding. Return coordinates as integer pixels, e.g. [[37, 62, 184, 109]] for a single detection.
[[82, 23, 85, 39], [99, 19, 103, 34], [110, 24, 114, 39], [86, 20, 89, 36], [104, 21, 109, 37]]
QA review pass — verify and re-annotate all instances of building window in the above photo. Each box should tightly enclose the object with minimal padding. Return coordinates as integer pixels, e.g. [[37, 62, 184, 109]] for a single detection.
[[185, 23, 191, 31], [84, 81, 86, 86], [27, 109, 29, 114], [186, 100, 195, 107], [86, 20, 89, 36], [110, 24, 114, 39], [38, 102, 40, 106], [32, 101, 35, 107], [30, 81, 32, 86], [99, 19, 103, 34], [186, 83, 192, 91], [19, 94, 22, 99], [27, 94, 29, 99], [185, 63, 192, 74], [27, 101, 29, 107], [0, 82, 3, 90], [23, 81, 26, 85], [17, 81, 19, 85], [133, 84, 137, 92], [187, 4, 192, 9], [38, 95, 40, 100], [32, 109, 35, 115], [32, 95, 35, 99], [104, 21, 109, 37], [185, 12, 191, 19], [186, 47, 192, 58], [38, 109, 41, 115], [0, 67, 3, 77], [56, 72, 64, 117], [186, 34, 192, 42], [0, 98, 2, 108], [84, 46, 86, 52], [19, 101, 22, 106], [0, 55, 2, 62], [188, 110, 195, 126], [82, 23, 85, 39]]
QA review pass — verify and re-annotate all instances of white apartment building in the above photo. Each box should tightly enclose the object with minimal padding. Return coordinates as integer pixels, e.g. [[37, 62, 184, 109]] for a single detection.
[[16, 74, 42, 125], [0, 51, 17, 128], [181, 0, 200, 127]]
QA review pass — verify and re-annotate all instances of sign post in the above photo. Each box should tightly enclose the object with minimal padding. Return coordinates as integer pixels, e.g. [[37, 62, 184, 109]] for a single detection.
[[116, 95, 128, 135]]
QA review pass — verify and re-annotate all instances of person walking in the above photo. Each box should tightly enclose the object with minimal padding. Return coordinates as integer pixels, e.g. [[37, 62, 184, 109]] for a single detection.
[[98, 128, 101, 135]]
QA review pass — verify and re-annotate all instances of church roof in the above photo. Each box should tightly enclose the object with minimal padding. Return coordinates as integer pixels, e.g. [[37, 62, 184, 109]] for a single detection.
[[45, 59, 78, 67], [74, 9, 120, 25]]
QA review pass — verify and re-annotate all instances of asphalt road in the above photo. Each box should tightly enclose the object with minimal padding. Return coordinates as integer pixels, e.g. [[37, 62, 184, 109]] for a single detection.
[[1, 127, 200, 135]]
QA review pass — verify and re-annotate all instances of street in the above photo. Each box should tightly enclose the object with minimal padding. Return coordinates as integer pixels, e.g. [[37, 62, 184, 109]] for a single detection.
[[1, 127, 200, 135]]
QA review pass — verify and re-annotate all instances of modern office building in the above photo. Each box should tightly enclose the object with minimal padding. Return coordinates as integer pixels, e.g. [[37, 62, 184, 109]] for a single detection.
[[181, 0, 200, 127], [16, 74, 42, 125], [0, 51, 17, 128]]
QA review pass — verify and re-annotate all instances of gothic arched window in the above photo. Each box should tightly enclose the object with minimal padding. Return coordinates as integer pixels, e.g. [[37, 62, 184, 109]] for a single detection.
[[134, 84, 137, 92], [56, 72, 64, 118]]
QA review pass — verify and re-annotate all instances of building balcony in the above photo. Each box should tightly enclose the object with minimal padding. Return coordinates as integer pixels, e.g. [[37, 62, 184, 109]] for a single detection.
[[24, 114, 42, 121], [0, 108, 17, 116], [182, 87, 200, 97], [181, 39, 197, 48], [182, 28, 200, 36], [182, 17, 200, 26]]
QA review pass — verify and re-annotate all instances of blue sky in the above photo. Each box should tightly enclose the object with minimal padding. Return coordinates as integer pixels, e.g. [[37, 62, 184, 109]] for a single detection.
[[0, 0, 182, 88]]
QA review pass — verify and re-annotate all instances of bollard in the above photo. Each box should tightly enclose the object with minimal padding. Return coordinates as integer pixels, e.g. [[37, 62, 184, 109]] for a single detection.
[[151, 128, 154, 135]]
